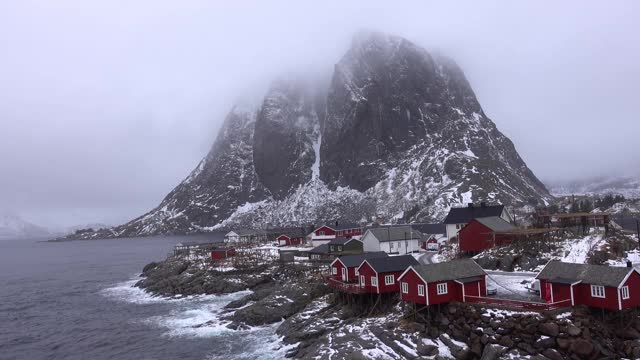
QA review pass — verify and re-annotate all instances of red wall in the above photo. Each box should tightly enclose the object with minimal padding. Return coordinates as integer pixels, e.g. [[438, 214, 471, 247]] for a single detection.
[[427, 280, 460, 304], [336, 228, 363, 238], [330, 260, 358, 282], [330, 260, 345, 280], [211, 249, 235, 260], [376, 271, 403, 293], [277, 235, 289, 241], [574, 284, 619, 310], [621, 271, 640, 309], [458, 220, 512, 253], [315, 226, 336, 237], [357, 261, 378, 293], [399, 269, 427, 304], [462, 277, 486, 298]]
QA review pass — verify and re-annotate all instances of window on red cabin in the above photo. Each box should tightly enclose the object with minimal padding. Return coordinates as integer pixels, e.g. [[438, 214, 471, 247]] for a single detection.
[[622, 286, 630, 299], [590, 285, 605, 298], [371, 276, 378, 286], [319, 231, 324, 235], [418, 284, 425, 296], [437, 283, 448, 295], [360, 275, 365, 286], [331, 267, 337, 275], [384, 275, 394, 285], [401, 282, 408, 293]]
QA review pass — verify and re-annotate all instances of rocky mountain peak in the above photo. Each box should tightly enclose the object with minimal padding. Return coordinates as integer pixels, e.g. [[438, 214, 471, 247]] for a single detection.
[[67, 31, 553, 239]]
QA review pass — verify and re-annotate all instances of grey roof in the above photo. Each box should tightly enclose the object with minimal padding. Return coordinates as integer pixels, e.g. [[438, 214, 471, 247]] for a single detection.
[[308, 243, 330, 254], [536, 260, 633, 287], [412, 223, 446, 235], [362, 255, 419, 273], [366, 226, 424, 242], [233, 229, 266, 236], [474, 217, 516, 232], [456, 276, 483, 284], [443, 204, 504, 224], [329, 237, 360, 245], [410, 259, 486, 283], [337, 251, 388, 268]]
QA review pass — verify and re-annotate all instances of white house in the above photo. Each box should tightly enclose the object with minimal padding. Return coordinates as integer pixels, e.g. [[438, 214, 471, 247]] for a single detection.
[[443, 203, 512, 240], [224, 231, 240, 243], [361, 225, 423, 254]]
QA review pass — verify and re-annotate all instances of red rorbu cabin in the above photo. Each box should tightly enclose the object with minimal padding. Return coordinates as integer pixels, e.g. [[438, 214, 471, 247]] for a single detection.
[[277, 234, 303, 247], [329, 252, 388, 283], [356, 255, 419, 294], [211, 248, 236, 260], [536, 260, 640, 310], [398, 259, 487, 305], [458, 217, 516, 255]]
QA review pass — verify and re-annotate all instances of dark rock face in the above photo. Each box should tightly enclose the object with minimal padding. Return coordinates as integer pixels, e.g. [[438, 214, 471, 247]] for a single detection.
[[321, 31, 550, 217], [67, 31, 553, 239], [253, 79, 322, 200]]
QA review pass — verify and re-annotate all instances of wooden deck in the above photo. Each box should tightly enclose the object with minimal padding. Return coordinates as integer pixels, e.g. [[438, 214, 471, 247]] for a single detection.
[[464, 295, 571, 311], [325, 276, 371, 294]]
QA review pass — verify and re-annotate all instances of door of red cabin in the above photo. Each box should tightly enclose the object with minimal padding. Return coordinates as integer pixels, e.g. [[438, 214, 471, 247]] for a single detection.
[[342, 268, 347, 282], [544, 282, 551, 302]]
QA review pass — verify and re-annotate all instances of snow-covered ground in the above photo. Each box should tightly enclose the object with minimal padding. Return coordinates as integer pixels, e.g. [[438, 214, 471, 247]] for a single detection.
[[485, 271, 539, 301]]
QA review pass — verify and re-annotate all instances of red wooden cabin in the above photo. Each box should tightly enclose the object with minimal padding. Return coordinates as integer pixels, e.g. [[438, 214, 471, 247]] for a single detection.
[[329, 252, 388, 283], [211, 248, 236, 260], [537, 260, 640, 310], [458, 217, 515, 255], [356, 255, 419, 294], [336, 227, 363, 238], [398, 259, 487, 305], [313, 225, 337, 238], [277, 234, 303, 246]]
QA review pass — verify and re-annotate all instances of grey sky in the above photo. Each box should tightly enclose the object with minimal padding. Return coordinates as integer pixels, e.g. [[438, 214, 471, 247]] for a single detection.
[[1, 1, 639, 228]]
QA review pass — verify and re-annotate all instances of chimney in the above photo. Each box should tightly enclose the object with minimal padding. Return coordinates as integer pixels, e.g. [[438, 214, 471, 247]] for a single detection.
[[627, 260, 633, 268], [468, 203, 474, 208], [480, 202, 487, 208]]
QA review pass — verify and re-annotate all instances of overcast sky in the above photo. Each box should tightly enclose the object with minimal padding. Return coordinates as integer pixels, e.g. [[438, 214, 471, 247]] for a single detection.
[[1, 1, 639, 228]]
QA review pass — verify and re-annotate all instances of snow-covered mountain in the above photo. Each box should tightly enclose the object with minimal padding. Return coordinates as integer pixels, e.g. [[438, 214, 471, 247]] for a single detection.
[[0, 212, 49, 239], [549, 176, 640, 199], [68, 31, 552, 239]]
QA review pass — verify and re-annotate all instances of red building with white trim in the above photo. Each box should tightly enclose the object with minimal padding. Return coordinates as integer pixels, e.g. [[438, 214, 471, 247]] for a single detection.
[[329, 252, 388, 283], [356, 255, 419, 294], [276, 234, 303, 247], [458, 217, 516, 255], [536, 260, 640, 310], [398, 259, 487, 305]]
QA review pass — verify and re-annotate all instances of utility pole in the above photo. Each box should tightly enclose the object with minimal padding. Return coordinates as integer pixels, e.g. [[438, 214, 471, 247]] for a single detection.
[[636, 219, 640, 249]]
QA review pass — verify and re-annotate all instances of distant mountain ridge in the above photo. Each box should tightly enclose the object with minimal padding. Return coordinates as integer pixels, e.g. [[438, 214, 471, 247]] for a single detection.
[[0, 212, 49, 239], [548, 176, 640, 199], [66, 31, 552, 239]]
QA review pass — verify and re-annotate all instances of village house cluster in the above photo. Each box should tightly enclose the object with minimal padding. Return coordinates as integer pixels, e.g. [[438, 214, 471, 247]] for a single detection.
[[181, 202, 637, 312]]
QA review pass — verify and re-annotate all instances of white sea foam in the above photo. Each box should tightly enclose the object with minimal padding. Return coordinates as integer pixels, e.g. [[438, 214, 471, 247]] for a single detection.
[[101, 278, 292, 358]]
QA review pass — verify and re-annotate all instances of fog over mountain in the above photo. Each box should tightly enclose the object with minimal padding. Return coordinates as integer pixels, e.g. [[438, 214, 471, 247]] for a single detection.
[[1, 1, 639, 228]]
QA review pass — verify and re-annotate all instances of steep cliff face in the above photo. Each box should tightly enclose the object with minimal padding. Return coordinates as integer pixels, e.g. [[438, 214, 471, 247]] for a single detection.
[[320, 31, 550, 220], [67, 31, 554, 239], [253, 79, 322, 200], [108, 106, 270, 237]]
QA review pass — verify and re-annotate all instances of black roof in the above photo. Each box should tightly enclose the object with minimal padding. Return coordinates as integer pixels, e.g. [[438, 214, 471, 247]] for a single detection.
[[361, 255, 419, 273], [536, 260, 634, 287], [328, 237, 360, 245], [443, 204, 505, 224], [308, 243, 330, 254], [409, 259, 486, 283], [336, 252, 388, 268], [412, 223, 446, 235]]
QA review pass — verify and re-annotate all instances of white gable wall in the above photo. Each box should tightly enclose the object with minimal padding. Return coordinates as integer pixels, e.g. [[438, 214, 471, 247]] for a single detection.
[[362, 231, 381, 252]]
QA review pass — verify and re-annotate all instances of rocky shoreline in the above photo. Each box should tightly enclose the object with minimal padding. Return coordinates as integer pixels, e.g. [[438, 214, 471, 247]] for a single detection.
[[136, 255, 640, 359]]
